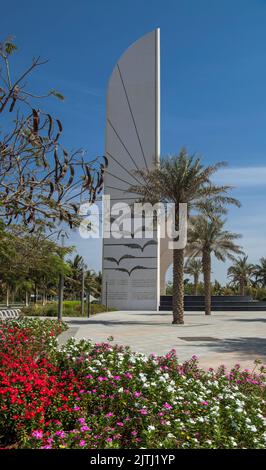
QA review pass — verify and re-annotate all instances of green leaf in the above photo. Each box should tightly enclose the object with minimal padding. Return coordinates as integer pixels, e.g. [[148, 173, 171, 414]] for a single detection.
[[50, 89, 65, 101], [5, 42, 17, 55]]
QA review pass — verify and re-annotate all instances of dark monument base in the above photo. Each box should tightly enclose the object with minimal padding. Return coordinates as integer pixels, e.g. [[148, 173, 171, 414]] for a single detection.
[[159, 295, 266, 311]]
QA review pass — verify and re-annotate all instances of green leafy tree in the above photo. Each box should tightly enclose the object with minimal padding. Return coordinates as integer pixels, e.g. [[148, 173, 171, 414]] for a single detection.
[[0, 226, 72, 305]]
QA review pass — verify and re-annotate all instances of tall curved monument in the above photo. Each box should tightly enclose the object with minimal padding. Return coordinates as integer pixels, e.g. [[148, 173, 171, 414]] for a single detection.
[[102, 29, 161, 310]]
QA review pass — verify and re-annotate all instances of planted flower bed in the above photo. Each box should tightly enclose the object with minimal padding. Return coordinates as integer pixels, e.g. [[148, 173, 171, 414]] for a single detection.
[[0, 318, 265, 449]]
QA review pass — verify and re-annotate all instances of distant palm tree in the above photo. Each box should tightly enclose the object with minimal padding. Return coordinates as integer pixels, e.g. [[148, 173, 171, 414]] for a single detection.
[[188, 217, 242, 315], [85, 270, 102, 298], [227, 255, 255, 296], [253, 257, 266, 288], [184, 258, 202, 295], [70, 254, 84, 272], [130, 149, 240, 324], [67, 255, 85, 299]]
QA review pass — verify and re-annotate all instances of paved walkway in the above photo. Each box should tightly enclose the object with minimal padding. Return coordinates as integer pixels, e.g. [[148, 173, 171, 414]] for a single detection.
[[58, 310, 266, 370]]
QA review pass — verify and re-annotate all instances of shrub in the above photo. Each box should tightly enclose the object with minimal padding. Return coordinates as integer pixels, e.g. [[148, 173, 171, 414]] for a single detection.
[[0, 318, 265, 449], [21, 301, 116, 317]]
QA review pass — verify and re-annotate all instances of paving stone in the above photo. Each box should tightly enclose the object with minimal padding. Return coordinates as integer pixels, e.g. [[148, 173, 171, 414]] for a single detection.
[[55, 310, 266, 370]]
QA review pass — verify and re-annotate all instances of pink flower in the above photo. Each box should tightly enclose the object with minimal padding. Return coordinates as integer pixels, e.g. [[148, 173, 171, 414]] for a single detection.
[[163, 402, 172, 410], [125, 373, 133, 379], [79, 440, 86, 447], [134, 391, 141, 398], [116, 422, 124, 426], [81, 425, 91, 432], [131, 431, 137, 436], [32, 430, 43, 439], [140, 409, 148, 415], [105, 412, 114, 417]]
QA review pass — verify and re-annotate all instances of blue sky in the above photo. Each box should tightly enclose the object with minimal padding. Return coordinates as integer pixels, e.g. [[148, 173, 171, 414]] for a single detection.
[[2, 0, 266, 283]]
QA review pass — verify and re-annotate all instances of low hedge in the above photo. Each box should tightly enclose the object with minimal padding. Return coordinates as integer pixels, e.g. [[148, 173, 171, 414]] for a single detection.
[[21, 301, 116, 317]]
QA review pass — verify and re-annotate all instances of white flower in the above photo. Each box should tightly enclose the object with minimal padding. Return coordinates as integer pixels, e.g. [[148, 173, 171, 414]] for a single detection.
[[148, 425, 155, 431], [139, 373, 147, 382], [250, 426, 257, 432]]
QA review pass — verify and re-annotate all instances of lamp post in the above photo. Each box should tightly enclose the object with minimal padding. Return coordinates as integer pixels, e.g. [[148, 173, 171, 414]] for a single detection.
[[87, 288, 91, 318], [81, 263, 85, 317], [58, 233, 65, 321]]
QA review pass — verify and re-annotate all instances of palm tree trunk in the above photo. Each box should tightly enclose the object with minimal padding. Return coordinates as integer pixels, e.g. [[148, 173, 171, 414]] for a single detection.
[[202, 250, 211, 315], [239, 280, 245, 296], [6, 286, 10, 307], [172, 248, 184, 324], [34, 282, 38, 305], [193, 274, 199, 296]]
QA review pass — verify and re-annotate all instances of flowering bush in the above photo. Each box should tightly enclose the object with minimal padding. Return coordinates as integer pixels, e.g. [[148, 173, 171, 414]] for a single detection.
[[0, 319, 265, 449]]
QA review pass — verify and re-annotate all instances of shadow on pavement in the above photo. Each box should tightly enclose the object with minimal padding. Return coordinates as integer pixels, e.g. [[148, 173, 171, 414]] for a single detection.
[[197, 337, 266, 361], [228, 318, 266, 323]]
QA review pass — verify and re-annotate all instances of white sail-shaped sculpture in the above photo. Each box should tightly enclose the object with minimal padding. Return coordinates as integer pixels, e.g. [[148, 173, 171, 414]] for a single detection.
[[102, 29, 160, 310]]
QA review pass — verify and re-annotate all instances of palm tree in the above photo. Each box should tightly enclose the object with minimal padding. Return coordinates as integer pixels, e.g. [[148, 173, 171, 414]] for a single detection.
[[188, 216, 242, 315], [67, 255, 85, 299], [184, 258, 202, 295], [227, 255, 254, 295], [130, 149, 240, 324], [85, 270, 102, 298], [253, 257, 266, 287]]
